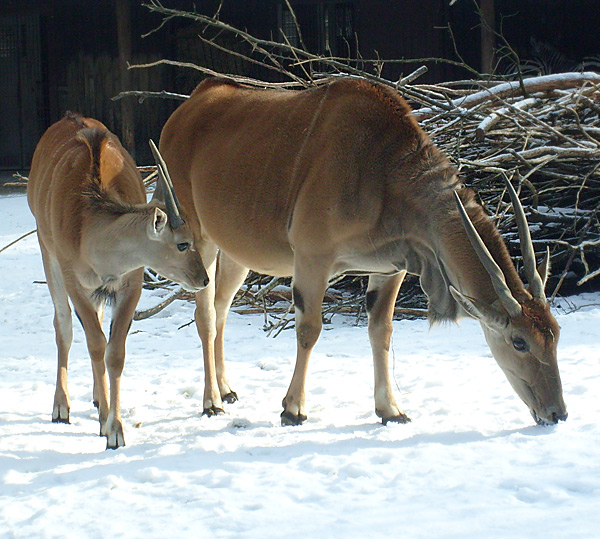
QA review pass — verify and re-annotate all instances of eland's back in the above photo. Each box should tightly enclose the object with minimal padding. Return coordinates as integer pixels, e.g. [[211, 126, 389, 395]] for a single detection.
[[160, 78, 440, 277], [28, 113, 145, 258]]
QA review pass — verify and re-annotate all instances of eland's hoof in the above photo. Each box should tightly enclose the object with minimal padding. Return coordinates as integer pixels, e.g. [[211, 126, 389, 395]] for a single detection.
[[280, 410, 307, 426], [203, 405, 225, 417], [381, 413, 411, 425], [223, 391, 238, 404], [52, 404, 70, 424], [105, 428, 126, 450]]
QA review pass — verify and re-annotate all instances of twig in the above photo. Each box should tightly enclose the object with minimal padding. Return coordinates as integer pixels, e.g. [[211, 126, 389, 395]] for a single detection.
[[112, 89, 189, 102], [397, 66, 428, 86], [476, 97, 538, 140], [128, 58, 306, 88], [0, 230, 36, 254], [134, 288, 187, 320]]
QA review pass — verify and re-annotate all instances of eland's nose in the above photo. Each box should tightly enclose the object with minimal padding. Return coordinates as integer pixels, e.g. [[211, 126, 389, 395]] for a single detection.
[[552, 411, 568, 423]]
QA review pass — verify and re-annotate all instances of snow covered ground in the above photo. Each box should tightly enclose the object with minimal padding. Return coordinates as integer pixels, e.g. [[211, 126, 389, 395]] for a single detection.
[[1, 192, 599, 538]]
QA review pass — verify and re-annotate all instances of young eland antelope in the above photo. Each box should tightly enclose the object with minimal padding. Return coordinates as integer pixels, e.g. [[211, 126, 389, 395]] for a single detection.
[[27, 112, 208, 448]]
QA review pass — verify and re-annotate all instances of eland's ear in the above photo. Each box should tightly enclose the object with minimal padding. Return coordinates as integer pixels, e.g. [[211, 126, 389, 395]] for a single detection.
[[147, 207, 168, 239], [537, 246, 551, 290], [449, 286, 509, 332]]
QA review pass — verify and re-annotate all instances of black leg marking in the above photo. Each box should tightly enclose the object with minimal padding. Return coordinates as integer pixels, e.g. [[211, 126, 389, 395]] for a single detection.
[[110, 319, 131, 340], [366, 290, 378, 313], [75, 310, 84, 329], [292, 286, 305, 313]]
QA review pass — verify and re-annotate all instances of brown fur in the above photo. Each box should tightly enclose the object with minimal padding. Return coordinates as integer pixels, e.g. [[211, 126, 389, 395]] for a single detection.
[[159, 76, 566, 426], [27, 113, 208, 448]]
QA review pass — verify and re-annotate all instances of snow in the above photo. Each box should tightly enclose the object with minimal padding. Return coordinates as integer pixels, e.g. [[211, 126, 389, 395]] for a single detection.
[[1, 192, 599, 538]]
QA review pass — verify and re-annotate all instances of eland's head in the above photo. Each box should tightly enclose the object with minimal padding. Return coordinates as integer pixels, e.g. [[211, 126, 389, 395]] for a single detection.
[[451, 181, 567, 425]]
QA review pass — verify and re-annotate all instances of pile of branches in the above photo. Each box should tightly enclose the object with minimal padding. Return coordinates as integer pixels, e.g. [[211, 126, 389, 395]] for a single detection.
[[414, 73, 600, 298], [129, 1, 600, 328], [135, 269, 428, 333]]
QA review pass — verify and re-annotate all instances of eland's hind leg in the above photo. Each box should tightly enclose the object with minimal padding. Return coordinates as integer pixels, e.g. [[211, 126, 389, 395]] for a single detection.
[[366, 272, 410, 424], [40, 246, 73, 423], [61, 277, 110, 434], [102, 268, 143, 449]]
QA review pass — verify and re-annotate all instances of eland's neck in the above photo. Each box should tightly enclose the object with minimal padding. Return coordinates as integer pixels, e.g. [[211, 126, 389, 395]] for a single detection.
[[435, 193, 528, 307], [409, 188, 529, 323], [81, 212, 148, 283]]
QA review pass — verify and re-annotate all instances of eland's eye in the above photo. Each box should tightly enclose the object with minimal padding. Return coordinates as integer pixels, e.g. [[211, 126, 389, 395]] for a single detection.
[[177, 242, 190, 252], [513, 337, 528, 352]]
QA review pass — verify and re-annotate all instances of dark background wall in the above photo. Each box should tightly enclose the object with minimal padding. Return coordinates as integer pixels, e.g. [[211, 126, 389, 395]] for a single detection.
[[1, 0, 598, 171]]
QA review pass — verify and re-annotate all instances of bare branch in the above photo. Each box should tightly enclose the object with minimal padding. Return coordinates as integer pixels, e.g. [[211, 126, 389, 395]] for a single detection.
[[134, 288, 187, 320], [415, 72, 600, 118], [112, 89, 189, 102], [0, 230, 37, 254]]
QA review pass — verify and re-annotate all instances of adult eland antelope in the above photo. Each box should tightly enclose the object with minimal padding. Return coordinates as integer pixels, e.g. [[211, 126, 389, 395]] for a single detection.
[[27, 112, 209, 448], [159, 77, 567, 427]]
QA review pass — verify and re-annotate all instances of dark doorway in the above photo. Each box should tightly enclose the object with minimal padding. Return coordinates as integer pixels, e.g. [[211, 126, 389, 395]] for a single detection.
[[0, 14, 45, 170]]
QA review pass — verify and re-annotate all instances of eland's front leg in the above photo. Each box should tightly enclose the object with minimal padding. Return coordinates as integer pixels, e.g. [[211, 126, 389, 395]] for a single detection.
[[214, 251, 249, 404], [193, 242, 223, 416], [281, 254, 331, 425], [366, 272, 410, 424]]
